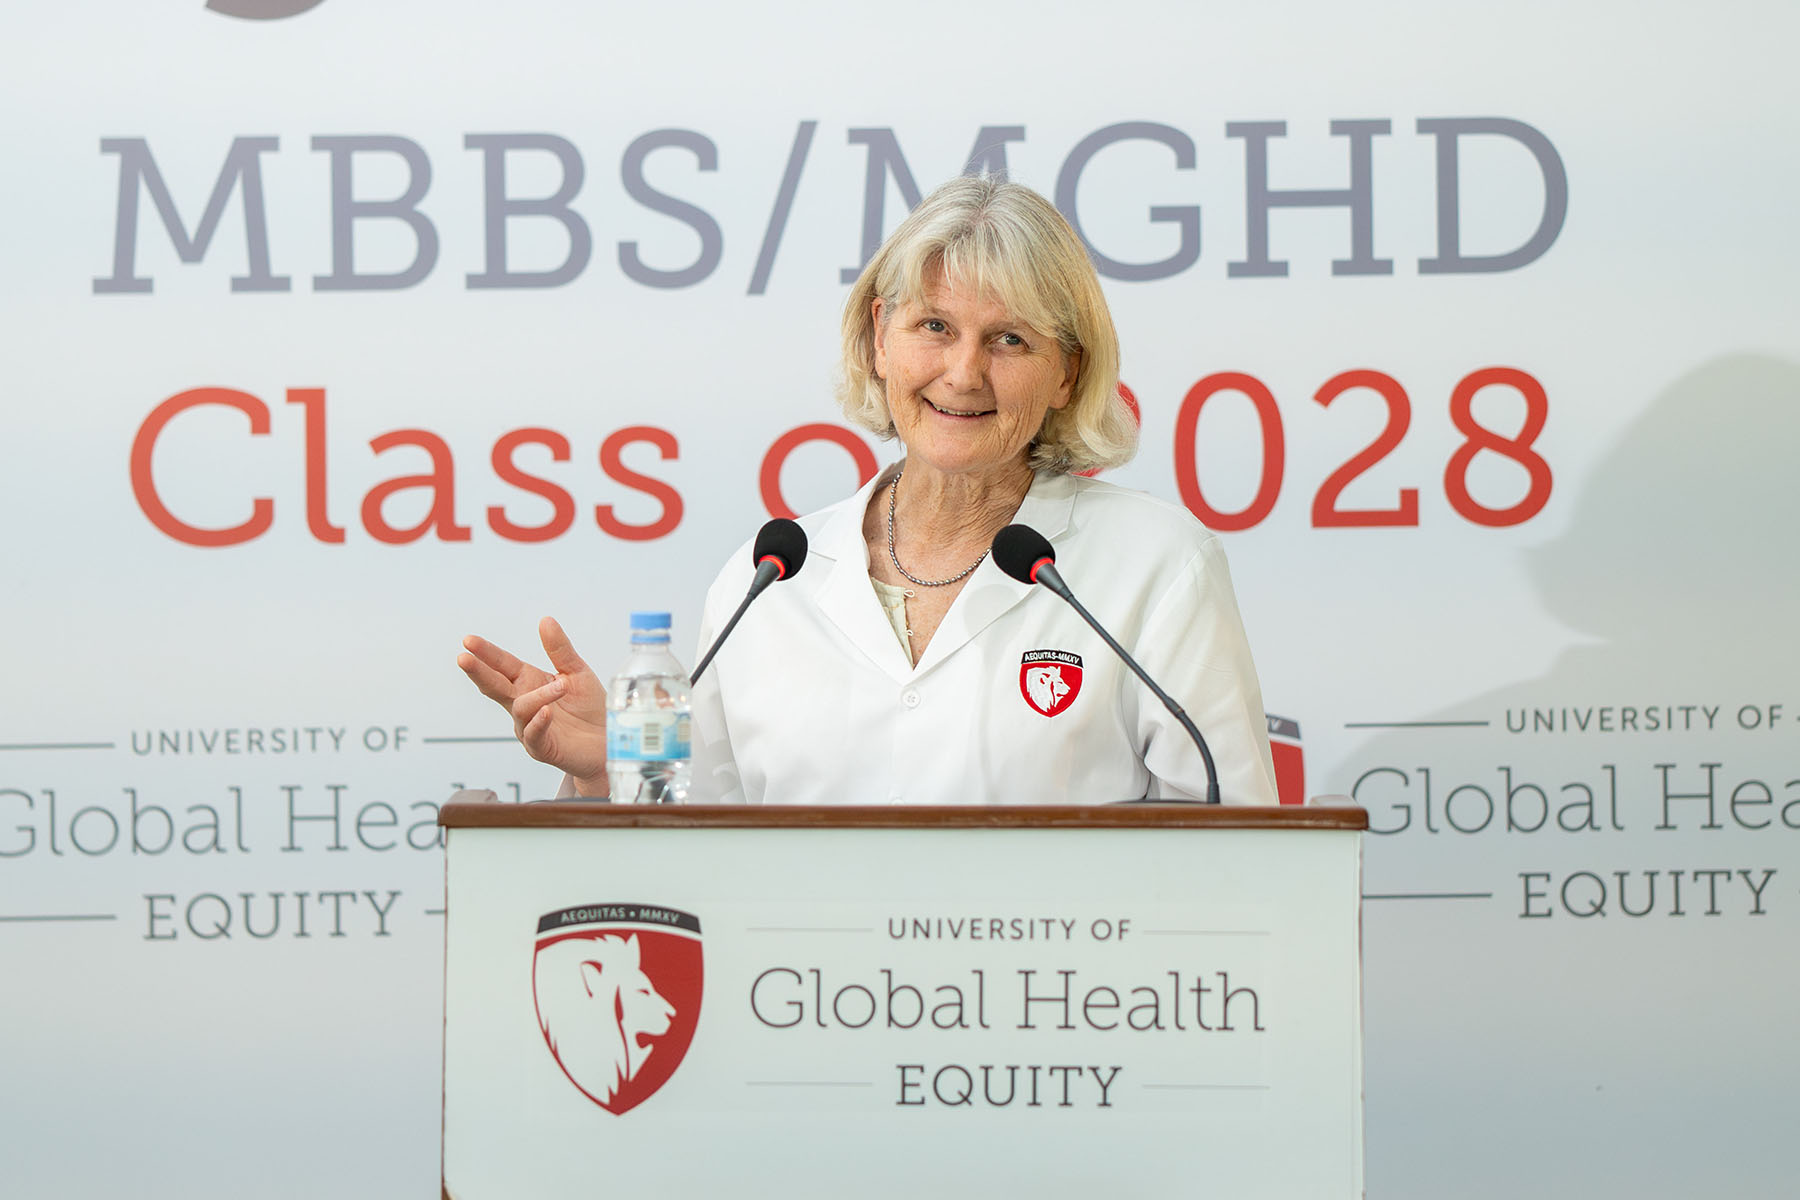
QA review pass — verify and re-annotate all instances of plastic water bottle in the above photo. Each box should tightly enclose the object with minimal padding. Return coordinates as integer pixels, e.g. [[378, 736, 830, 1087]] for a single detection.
[[606, 612, 692, 804]]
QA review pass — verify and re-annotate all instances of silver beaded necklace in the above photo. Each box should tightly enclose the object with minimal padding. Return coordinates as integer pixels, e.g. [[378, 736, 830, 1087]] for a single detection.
[[886, 470, 990, 588]]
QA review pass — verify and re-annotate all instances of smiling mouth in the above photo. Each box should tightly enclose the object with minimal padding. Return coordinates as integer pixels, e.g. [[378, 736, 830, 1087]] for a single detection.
[[926, 399, 991, 418]]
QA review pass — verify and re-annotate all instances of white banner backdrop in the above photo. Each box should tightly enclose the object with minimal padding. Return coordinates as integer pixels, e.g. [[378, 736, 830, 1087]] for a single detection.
[[2, 2, 1796, 1196]]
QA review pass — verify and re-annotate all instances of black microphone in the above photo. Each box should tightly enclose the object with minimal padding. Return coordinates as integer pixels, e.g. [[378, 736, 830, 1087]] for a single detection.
[[690, 519, 808, 684], [992, 524, 1221, 804]]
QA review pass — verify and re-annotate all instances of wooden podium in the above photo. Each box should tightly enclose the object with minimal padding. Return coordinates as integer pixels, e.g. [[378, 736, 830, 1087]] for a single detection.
[[439, 798, 1367, 1199]]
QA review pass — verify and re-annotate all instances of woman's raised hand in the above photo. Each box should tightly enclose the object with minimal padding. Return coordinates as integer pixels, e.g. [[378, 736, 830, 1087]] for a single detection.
[[458, 616, 609, 794]]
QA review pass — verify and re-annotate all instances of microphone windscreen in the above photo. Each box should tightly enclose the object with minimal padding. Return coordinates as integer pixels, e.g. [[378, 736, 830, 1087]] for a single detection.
[[991, 523, 1054, 584], [752, 518, 809, 579]]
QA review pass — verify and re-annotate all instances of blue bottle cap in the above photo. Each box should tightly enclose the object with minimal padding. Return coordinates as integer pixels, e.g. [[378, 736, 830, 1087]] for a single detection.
[[630, 611, 672, 630]]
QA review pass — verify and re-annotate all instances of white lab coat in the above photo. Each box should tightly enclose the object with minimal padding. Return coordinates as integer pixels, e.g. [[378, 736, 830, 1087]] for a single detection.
[[687, 465, 1279, 806]]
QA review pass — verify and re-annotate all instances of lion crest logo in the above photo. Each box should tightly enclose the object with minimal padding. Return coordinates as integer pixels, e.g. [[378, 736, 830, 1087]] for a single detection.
[[1019, 649, 1083, 717], [532, 904, 703, 1115]]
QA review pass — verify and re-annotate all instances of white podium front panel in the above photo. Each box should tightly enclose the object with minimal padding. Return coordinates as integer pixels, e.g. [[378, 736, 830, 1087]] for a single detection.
[[442, 811, 1362, 1199]]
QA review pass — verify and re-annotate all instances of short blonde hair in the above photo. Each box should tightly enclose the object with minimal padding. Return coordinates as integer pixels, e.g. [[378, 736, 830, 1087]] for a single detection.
[[838, 176, 1137, 476]]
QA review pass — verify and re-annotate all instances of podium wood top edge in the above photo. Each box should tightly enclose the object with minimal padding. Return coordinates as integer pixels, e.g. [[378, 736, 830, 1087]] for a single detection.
[[438, 801, 1368, 831]]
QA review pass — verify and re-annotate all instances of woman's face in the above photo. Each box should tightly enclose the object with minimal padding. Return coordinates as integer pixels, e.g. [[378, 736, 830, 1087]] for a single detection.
[[872, 265, 1076, 485]]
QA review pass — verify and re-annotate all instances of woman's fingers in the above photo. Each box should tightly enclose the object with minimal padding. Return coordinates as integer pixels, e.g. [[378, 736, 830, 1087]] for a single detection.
[[519, 696, 558, 756], [510, 675, 567, 728], [537, 616, 593, 679], [461, 632, 559, 706], [457, 649, 518, 706], [461, 623, 604, 773], [461, 633, 535, 681]]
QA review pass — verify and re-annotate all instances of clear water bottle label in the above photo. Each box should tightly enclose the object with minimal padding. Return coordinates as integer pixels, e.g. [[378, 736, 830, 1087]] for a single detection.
[[609, 711, 692, 762]]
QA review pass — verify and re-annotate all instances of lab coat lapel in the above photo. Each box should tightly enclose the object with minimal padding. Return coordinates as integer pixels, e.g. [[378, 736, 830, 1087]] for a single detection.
[[912, 472, 1077, 676], [811, 467, 916, 684]]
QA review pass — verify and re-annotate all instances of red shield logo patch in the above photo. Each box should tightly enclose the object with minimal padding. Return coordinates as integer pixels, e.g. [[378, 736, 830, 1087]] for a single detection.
[[532, 903, 703, 1115], [1020, 650, 1083, 717], [1266, 714, 1306, 806]]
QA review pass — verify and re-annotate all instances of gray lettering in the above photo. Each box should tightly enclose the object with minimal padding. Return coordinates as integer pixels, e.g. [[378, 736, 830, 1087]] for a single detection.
[[1227, 119, 1391, 278], [95, 136, 290, 293], [618, 129, 723, 288], [747, 119, 817, 295], [311, 135, 438, 290], [1056, 121, 1199, 281], [464, 133, 591, 288], [839, 126, 1027, 283], [1417, 117, 1567, 274]]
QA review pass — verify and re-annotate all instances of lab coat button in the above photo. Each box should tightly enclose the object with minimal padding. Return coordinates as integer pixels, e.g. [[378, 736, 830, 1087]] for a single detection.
[[901, 688, 922, 708]]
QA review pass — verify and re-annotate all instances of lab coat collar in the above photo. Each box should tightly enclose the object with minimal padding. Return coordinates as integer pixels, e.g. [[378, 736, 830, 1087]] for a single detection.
[[809, 464, 1077, 684]]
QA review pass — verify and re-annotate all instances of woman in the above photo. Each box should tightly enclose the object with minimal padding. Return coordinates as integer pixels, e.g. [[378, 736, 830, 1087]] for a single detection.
[[460, 176, 1278, 805]]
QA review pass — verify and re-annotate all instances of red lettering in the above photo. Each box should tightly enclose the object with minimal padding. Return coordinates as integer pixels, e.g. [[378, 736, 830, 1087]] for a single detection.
[[1311, 370, 1418, 527], [285, 388, 345, 543], [360, 429, 473, 543], [488, 428, 575, 542], [1173, 373, 1284, 532], [596, 426, 682, 540], [129, 388, 274, 547], [1444, 367, 1552, 527], [759, 423, 878, 520]]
